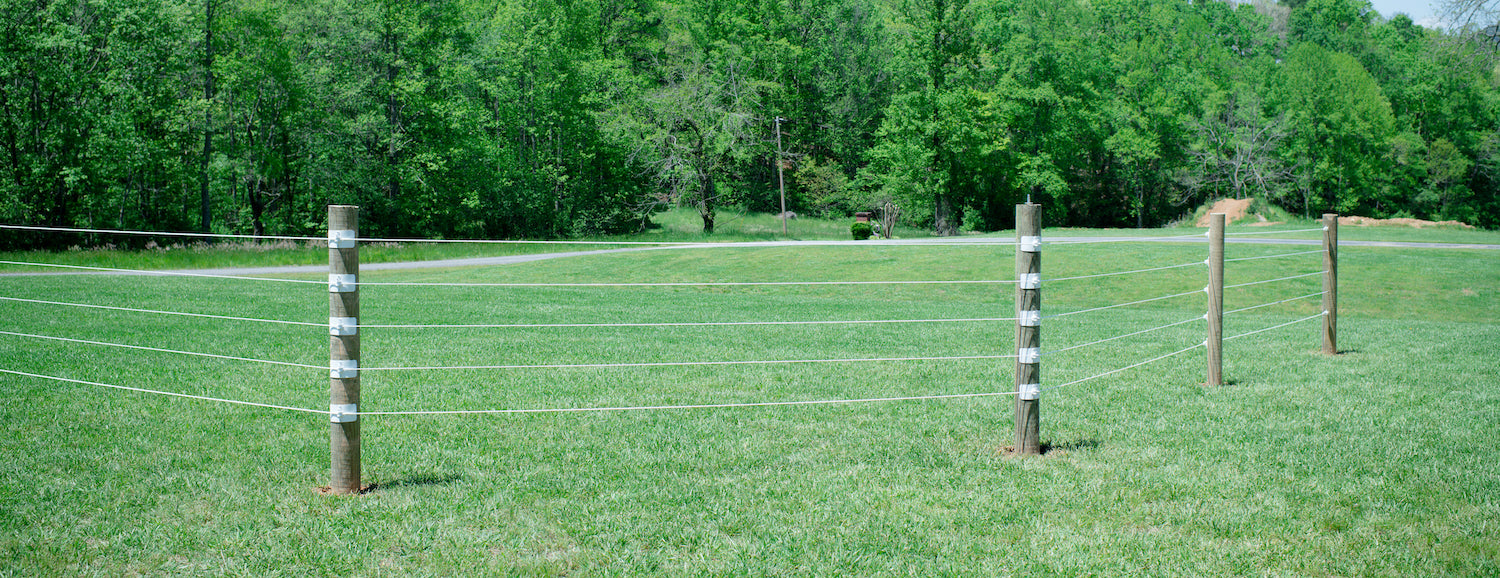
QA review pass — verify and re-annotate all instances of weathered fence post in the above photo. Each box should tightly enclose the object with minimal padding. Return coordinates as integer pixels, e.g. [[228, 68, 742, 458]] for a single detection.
[[1014, 203, 1042, 456], [1207, 213, 1224, 386], [1322, 213, 1338, 355], [328, 205, 361, 494]]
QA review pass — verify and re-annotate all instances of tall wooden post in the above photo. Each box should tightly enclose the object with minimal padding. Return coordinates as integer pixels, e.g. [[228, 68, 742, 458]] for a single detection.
[[1207, 213, 1224, 386], [328, 205, 361, 493], [1322, 213, 1338, 355], [1014, 203, 1042, 456]]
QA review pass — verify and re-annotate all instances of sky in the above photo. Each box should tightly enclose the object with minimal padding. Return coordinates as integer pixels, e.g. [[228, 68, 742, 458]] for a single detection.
[[1366, 0, 1441, 27]]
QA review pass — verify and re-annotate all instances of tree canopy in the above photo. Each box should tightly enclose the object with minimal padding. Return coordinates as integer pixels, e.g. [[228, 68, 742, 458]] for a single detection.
[[2, 0, 1497, 247]]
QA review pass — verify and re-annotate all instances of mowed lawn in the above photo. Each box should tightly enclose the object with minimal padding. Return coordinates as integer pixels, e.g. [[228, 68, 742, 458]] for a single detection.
[[0, 230, 1496, 576]]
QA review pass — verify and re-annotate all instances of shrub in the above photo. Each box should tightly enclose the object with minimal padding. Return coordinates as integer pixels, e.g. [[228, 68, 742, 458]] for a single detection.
[[850, 221, 874, 240]]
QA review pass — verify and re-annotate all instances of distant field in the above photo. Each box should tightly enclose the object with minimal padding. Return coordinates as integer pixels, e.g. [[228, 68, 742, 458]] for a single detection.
[[1, 216, 1497, 575]]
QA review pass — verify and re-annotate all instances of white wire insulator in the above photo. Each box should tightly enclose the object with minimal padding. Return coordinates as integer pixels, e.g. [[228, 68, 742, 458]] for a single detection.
[[1048, 260, 1204, 283], [1223, 271, 1322, 290], [0, 260, 325, 284], [1222, 313, 1326, 341], [1221, 227, 1328, 237], [1223, 250, 1324, 263], [0, 224, 319, 242], [1223, 292, 1326, 316], [0, 296, 322, 326], [1042, 342, 1205, 392], [1045, 315, 1205, 356], [361, 317, 1020, 329], [0, 330, 325, 369], [358, 354, 1019, 372], [0, 368, 325, 414], [1044, 289, 1203, 319]]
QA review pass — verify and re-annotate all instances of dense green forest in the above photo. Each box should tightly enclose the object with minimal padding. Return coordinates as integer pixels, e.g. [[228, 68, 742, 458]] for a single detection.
[[1, 0, 1497, 246]]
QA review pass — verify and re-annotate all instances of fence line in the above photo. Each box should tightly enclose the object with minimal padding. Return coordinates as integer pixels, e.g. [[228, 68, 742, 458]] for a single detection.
[[355, 278, 1015, 288], [1043, 288, 1204, 319], [0, 330, 322, 369], [0, 260, 323, 284], [1222, 227, 1327, 236], [361, 316, 1019, 330], [0, 224, 319, 242], [1223, 312, 1327, 341], [1042, 342, 1206, 392], [0, 296, 322, 326], [1044, 315, 1206, 356], [1044, 233, 1207, 245], [1222, 271, 1322, 290], [1047, 260, 1203, 282], [0, 368, 326, 414], [1224, 292, 1326, 316], [1224, 249, 1324, 262], [357, 354, 1020, 372]]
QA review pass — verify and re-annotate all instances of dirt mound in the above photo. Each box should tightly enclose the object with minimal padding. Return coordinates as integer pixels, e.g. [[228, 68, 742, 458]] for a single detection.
[[1339, 216, 1474, 229], [1195, 198, 1252, 227]]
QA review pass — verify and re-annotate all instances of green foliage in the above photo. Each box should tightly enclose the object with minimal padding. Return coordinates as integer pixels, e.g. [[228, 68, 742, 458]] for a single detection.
[[850, 220, 874, 239]]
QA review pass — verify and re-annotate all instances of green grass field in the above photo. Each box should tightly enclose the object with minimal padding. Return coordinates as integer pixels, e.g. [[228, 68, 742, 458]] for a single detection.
[[1, 214, 1497, 576]]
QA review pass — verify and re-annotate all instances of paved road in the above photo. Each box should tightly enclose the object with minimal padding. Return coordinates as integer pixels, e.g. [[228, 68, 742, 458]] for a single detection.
[[1, 235, 1494, 277]]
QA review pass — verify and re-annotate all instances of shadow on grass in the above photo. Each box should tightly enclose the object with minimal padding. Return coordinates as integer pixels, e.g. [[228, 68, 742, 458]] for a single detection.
[[368, 474, 464, 491], [1002, 438, 1102, 457]]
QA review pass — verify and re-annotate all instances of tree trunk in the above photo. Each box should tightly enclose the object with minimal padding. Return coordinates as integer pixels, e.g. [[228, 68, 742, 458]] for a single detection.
[[934, 192, 958, 236], [200, 0, 215, 232], [699, 179, 715, 234]]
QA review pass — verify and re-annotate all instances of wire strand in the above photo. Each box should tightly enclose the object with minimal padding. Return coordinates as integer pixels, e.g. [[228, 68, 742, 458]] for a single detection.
[[359, 354, 1018, 372], [355, 279, 1015, 288], [1043, 342, 1205, 392], [1043, 289, 1203, 319], [1044, 233, 1207, 245], [1223, 271, 1322, 289], [1223, 312, 1326, 341], [361, 317, 1019, 329], [0, 368, 325, 414], [359, 389, 1023, 415], [0, 330, 324, 369], [1224, 291, 1326, 316], [1222, 227, 1327, 236], [1048, 260, 1204, 282], [1223, 249, 1324, 262], [0, 224, 319, 242], [0, 296, 323, 326], [0, 260, 325, 284], [1044, 315, 1205, 356]]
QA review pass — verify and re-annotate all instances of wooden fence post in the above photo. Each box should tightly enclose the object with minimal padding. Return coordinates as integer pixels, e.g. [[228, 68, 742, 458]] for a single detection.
[[1207, 213, 1224, 386], [1014, 203, 1042, 456], [328, 205, 361, 494], [1322, 213, 1338, 355]]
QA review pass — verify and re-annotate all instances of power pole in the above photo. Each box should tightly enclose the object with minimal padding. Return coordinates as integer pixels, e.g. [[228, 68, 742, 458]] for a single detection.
[[776, 117, 787, 236]]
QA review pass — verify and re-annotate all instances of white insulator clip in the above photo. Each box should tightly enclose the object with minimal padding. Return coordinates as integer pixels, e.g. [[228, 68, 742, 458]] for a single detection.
[[330, 317, 358, 336], [1018, 347, 1040, 364], [1019, 383, 1041, 400], [1019, 273, 1041, 289], [1020, 236, 1041, 253], [331, 359, 359, 379], [329, 229, 357, 249], [330, 403, 358, 423], [1019, 310, 1041, 327], [329, 274, 357, 293]]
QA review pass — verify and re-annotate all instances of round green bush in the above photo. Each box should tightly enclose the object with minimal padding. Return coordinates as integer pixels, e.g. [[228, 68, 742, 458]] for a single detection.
[[850, 221, 874, 240]]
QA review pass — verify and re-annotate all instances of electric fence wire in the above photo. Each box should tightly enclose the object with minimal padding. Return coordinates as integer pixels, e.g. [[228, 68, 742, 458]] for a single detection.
[[356, 353, 1020, 372], [1223, 271, 1322, 289], [0, 368, 327, 414], [1222, 312, 1327, 341], [0, 224, 321, 242], [353, 278, 1016, 288], [1222, 227, 1328, 236], [1224, 249, 1324, 262], [360, 316, 1020, 329], [1043, 233, 1207, 245], [0, 260, 324, 284], [1046, 260, 1204, 283], [0, 296, 322, 326], [0, 330, 323, 369], [1043, 315, 1206, 357], [1042, 288, 1204, 319], [1224, 291, 1326, 316], [1041, 341, 1206, 393]]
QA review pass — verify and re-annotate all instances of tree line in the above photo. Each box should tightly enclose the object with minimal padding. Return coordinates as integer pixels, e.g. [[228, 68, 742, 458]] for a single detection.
[[2, 0, 1497, 247]]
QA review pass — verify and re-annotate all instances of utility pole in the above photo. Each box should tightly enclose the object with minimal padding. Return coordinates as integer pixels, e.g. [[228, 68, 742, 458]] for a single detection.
[[776, 117, 787, 236]]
